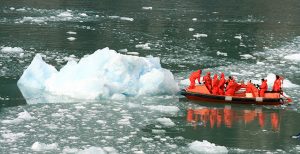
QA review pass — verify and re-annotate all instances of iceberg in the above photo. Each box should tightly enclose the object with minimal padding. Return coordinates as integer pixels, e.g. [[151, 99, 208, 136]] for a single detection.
[[17, 48, 179, 102]]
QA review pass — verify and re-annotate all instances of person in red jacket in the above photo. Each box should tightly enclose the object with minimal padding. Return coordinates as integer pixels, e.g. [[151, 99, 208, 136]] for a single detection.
[[212, 74, 219, 95], [259, 79, 268, 97], [203, 72, 212, 92], [218, 73, 225, 95], [272, 75, 282, 92], [225, 77, 236, 96], [188, 70, 202, 89]]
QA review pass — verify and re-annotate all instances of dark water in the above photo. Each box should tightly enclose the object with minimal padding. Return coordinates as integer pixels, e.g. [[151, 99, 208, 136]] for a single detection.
[[1, 0, 300, 153]]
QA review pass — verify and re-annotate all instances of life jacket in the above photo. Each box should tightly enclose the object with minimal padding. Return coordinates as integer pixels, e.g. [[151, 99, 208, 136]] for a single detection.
[[189, 70, 201, 83], [225, 80, 236, 96], [259, 80, 268, 97], [272, 79, 282, 92], [218, 73, 225, 95], [204, 72, 212, 92], [212, 74, 219, 95]]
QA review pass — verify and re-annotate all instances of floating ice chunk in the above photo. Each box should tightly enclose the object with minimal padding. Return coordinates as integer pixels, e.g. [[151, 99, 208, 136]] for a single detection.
[[57, 11, 73, 17], [120, 17, 134, 21], [188, 28, 195, 31], [118, 48, 128, 53], [145, 105, 179, 114], [111, 93, 126, 100], [18, 48, 179, 102], [192, 18, 197, 21], [127, 52, 139, 55], [142, 7, 153, 10], [216, 51, 227, 56], [79, 13, 88, 17], [256, 61, 265, 65], [62, 147, 79, 153], [189, 140, 228, 154], [31, 142, 58, 151], [78, 147, 106, 154], [284, 53, 300, 61], [240, 54, 255, 59], [156, 117, 175, 127], [234, 35, 242, 40], [152, 129, 166, 134], [135, 43, 151, 50], [17, 54, 58, 89], [1, 47, 24, 53], [2, 132, 25, 142], [108, 16, 119, 19], [193, 33, 208, 38], [1, 110, 35, 124], [67, 37, 76, 41], [10, 7, 15, 10], [118, 118, 131, 125], [66, 31, 77, 35]]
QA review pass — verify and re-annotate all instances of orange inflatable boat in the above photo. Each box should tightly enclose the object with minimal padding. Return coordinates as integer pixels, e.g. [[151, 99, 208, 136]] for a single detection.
[[181, 85, 292, 105]]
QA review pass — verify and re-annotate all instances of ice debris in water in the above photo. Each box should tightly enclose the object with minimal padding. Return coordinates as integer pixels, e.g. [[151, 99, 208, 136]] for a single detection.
[[1, 110, 35, 124], [17, 47, 179, 100], [142, 7, 153, 10], [77, 146, 118, 154], [135, 43, 151, 50], [67, 37, 76, 41], [31, 142, 58, 151], [284, 53, 300, 61], [57, 11, 73, 17], [1, 47, 24, 53], [156, 117, 175, 127], [189, 140, 228, 154], [193, 33, 208, 38]]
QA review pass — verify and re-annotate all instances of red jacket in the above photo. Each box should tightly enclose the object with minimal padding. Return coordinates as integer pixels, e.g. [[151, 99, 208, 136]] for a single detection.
[[212, 74, 219, 95], [272, 79, 282, 92], [189, 70, 201, 83]]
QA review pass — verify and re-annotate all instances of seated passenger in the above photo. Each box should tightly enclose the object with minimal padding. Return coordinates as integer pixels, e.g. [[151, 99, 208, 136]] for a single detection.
[[203, 72, 212, 92], [259, 79, 268, 97], [212, 74, 219, 95], [218, 73, 225, 95]]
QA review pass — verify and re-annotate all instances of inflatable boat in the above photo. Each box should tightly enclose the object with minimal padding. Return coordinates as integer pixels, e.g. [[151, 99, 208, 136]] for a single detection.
[[181, 85, 291, 105]]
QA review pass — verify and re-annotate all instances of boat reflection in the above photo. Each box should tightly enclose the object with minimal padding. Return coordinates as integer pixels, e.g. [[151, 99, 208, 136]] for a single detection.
[[186, 106, 280, 131]]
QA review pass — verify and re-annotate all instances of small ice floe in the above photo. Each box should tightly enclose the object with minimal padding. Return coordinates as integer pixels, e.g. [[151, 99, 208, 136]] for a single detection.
[[120, 17, 134, 21], [31, 142, 58, 151], [234, 35, 242, 40], [156, 117, 176, 127], [188, 140, 228, 154], [2, 132, 25, 142], [118, 48, 128, 53], [117, 118, 131, 125], [145, 105, 179, 114], [188, 28, 195, 32], [96, 120, 107, 124], [256, 61, 265, 65], [111, 93, 126, 100], [240, 54, 256, 59], [67, 37, 76, 41], [79, 13, 88, 17], [1, 110, 35, 124], [152, 129, 166, 134], [57, 11, 73, 17], [135, 43, 151, 50], [193, 33, 208, 38], [216, 51, 228, 56], [1, 47, 24, 53], [77, 147, 106, 154], [284, 53, 300, 62], [66, 31, 77, 35], [142, 7, 153, 10], [127, 52, 139, 55], [62, 147, 79, 153], [192, 18, 197, 21]]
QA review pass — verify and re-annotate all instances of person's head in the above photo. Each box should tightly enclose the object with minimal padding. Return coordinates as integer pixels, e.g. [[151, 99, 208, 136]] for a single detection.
[[248, 80, 252, 83], [261, 79, 265, 82], [206, 72, 211, 76], [228, 76, 232, 80], [221, 72, 224, 77], [213, 74, 217, 78], [276, 75, 280, 79], [199, 69, 202, 74]]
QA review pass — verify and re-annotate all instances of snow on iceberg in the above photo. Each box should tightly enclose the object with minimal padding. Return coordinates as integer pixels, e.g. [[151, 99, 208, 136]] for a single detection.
[[17, 48, 179, 101], [189, 140, 228, 154]]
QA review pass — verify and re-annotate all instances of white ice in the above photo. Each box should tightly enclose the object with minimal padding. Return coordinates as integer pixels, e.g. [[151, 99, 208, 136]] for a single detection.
[[1, 110, 35, 124], [193, 33, 208, 38], [156, 117, 175, 127], [142, 7, 153, 10], [1, 47, 24, 53], [17, 48, 179, 102], [31, 142, 58, 151], [284, 53, 300, 61], [67, 37, 76, 41], [78, 147, 106, 154], [135, 43, 151, 50], [189, 140, 228, 154]]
